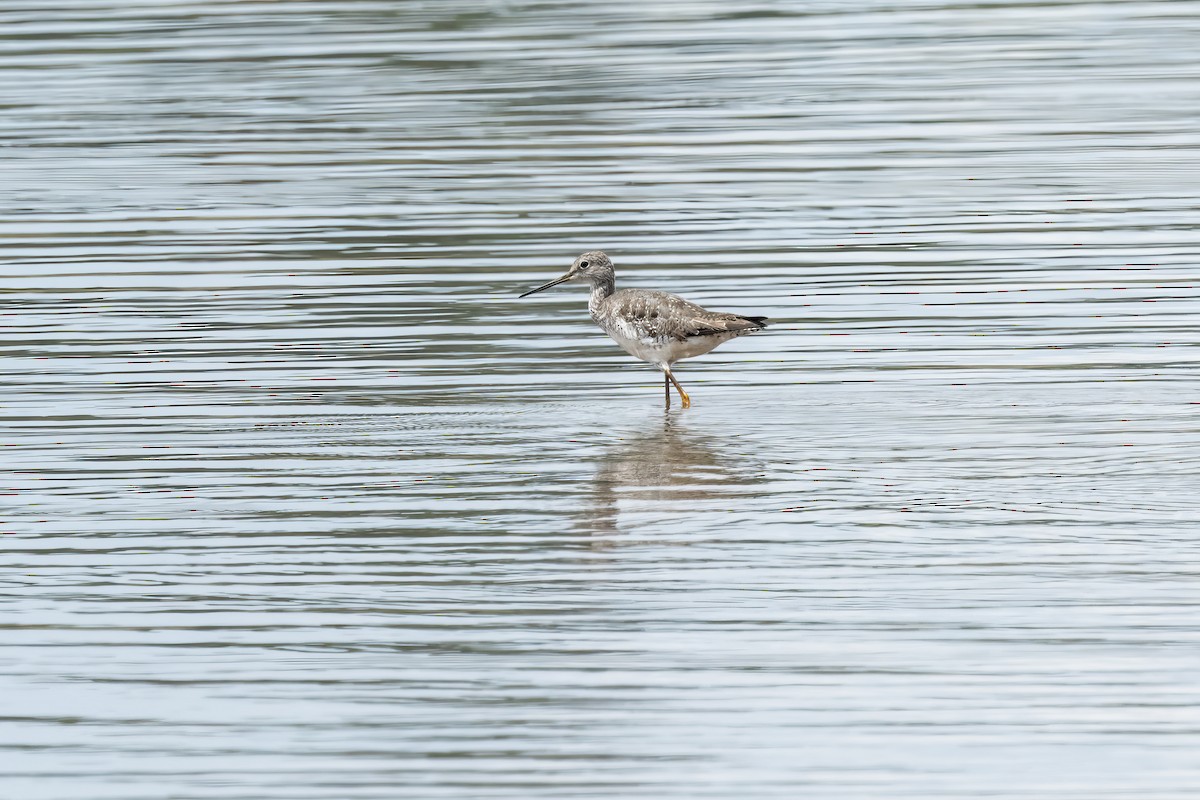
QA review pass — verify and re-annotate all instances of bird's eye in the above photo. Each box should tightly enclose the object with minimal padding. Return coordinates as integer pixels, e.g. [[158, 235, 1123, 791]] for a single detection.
[[579, 261, 590, 269]]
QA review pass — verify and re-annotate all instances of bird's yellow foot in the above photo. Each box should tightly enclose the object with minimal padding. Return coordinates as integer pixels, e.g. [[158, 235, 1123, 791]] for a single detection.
[[664, 368, 691, 408]]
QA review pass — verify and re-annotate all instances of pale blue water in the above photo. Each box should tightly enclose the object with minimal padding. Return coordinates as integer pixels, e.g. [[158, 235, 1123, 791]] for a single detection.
[[4, 1, 1200, 798]]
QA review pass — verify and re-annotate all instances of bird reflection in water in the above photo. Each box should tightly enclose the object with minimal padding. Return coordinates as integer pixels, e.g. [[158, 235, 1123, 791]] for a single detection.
[[581, 411, 757, 538]]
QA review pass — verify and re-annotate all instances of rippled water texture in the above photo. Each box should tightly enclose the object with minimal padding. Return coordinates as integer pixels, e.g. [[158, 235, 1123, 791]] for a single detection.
[[5, 1, 1200, 797]]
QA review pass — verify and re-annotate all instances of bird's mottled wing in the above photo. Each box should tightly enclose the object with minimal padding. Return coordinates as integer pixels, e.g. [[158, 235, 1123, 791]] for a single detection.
[[603, 290, 680, 340], [679, 312, 767, 338], [607, 289, 766, 341]]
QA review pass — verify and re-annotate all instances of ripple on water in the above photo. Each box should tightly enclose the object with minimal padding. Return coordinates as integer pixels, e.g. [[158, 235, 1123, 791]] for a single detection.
[[4, 1, 1200, 798]]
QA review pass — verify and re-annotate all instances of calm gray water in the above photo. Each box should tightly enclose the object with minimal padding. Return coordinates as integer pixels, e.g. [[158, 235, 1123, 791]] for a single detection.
[[4, 1, 1200, 798]]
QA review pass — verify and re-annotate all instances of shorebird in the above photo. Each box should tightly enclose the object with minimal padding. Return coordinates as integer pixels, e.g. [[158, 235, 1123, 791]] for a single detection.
[[519, 251, 767, 407]]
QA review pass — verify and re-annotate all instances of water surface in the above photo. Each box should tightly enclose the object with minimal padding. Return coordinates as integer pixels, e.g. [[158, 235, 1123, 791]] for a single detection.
[[4, 1, 1200, 797]]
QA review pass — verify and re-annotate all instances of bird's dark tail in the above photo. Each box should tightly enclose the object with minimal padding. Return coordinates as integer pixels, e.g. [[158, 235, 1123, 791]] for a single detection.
[[742, 315, 768, 328]]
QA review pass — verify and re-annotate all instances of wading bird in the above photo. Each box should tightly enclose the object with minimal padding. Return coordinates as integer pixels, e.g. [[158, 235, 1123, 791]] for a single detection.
[[519, 251, 767, 407]]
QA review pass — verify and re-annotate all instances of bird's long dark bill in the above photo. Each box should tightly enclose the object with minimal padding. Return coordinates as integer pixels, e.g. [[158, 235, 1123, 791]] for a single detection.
[[518, 274, 571, 298]]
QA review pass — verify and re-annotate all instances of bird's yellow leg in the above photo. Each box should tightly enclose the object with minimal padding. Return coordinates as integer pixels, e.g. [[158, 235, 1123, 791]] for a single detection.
[[663, 365, 691, 408]]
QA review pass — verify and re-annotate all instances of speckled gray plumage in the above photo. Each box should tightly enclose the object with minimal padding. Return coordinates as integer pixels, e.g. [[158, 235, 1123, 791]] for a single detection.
[[519, 250, 767, 404], [592, 288, 766, 342]]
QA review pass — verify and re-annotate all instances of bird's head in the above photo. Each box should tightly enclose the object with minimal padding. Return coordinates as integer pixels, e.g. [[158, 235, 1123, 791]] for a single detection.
[[519, 251, 614, 297]]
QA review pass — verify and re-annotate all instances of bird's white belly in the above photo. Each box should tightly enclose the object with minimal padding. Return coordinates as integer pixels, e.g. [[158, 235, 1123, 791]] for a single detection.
[[607, 329, 666, 363], [603, 322, 725, 366]]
